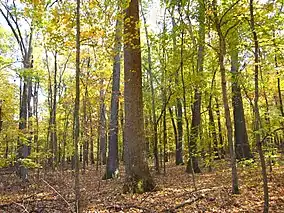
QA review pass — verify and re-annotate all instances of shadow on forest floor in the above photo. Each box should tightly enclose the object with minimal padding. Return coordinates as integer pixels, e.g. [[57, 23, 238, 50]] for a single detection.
[[0, 159, 284, 212]]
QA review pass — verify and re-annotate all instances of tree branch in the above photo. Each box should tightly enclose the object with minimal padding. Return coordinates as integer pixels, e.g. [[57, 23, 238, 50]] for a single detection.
[[225, 21, 240, 38], [0, 7, 25, 58], [1, 2, 27, 57], [156, 91, 174, 125], [41, 178, 74, 213], [164, 194, 205, 212], [220, 0, 242, 25]]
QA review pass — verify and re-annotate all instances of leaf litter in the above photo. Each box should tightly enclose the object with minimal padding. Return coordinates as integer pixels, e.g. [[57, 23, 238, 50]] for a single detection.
[[0, 160, 283, 212]]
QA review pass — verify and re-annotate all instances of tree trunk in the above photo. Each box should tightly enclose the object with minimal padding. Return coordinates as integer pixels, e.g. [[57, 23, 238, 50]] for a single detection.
[[212, 0, 239, 194], [249, 1, 269, 212], [230, 41, 252, 160], [0, 3, 33, 180], [141, 7, 159, 173], [62, 109, 70, 169], [186, 0, 205, 174], [170, 9, 183, 165], [51, 52, 58, 168], [34, 81, 39, 167], [74, 0, 81, 211], [18, 79, 29, 180], [99, 80, 107, 165], [105, 15, 122, 179], [123, 0, 155, 193], [168, 107, 178, 162], [83, 86, 88, 171], [89, 113, 95, 165], [215, 97, 225, 158], [208, 69, 219, 159], [161, 15, 168, 173], [119, 101, 125, 162]]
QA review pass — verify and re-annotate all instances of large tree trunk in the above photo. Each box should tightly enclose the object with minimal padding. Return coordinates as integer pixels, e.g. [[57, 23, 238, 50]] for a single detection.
[[123, 0, 155, 193], [105, 15, 122, 179], [249, 1, 269, 212], [230, 41, 252, 160]]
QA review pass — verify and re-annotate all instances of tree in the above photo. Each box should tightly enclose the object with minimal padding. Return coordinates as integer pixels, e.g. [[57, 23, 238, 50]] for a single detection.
[[186, 0, 204, 174], [0, 1, 34, 181], [211, 0, 239, 194], [74, 0, 81, 211], [98, 79, 107, 165], [105, 9, 122, 179], [170, 7, 183, 165], [229, 32, 252, 160], [123, 0, 155, 193], [249, 0, 269, 212], [141, 5, 159, 173]]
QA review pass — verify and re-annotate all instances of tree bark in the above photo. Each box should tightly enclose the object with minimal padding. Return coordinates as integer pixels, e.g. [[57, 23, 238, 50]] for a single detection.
[[99, 79, 107, 165], [50, 52, 58, 168], [169, 107, 178, 162], [123, 0, 155, 193], [230, 40, 252, 160], [215, 97, 225, 158], [170, 10, 183, 165], [212, 0, 239, 194], [105, 14, 122, 179], [141, 7, 159, 173], [186, 0, 205, 174], [83, 86, 88, 171], [249, 1, 269, 212], [0, 4, 34, 180], [208, 70, 219, 160], [74, 0, 81, 211]]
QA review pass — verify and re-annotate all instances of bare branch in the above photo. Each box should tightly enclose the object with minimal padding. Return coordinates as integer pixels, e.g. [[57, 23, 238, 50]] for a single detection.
[[41, 178, 74, 213], [12, 202, 29, 213], [164, 195, 205, 212]]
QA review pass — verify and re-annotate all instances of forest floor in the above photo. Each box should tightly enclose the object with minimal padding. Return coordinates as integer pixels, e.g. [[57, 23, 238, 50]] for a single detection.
[[0, 159, 284, 213]]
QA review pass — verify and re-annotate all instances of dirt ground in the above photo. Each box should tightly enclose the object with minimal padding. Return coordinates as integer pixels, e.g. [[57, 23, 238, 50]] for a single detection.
[[0, 160, 284, 212]]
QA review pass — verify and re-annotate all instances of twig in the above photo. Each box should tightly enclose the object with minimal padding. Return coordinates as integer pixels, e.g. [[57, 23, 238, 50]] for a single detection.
[[163, 194, 205, 212], [41, 178, 74, 213], [260, 127, 284, 145], [0, 192, 55, 209], [12, 202, 29, 213], [162, 186, 221, 212], [106, 204, 154, 213]]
